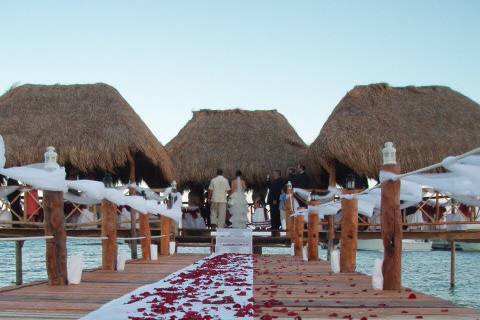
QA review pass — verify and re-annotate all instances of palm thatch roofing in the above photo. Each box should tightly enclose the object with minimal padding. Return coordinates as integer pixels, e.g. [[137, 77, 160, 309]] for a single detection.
[[0, 83, 174, 187], [309, 83, 480, 184], [166, 109, 307, 189]]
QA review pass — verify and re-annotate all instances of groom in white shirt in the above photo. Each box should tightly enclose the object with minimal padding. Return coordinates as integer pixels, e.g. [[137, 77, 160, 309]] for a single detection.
[[208, 169, 230, 228]]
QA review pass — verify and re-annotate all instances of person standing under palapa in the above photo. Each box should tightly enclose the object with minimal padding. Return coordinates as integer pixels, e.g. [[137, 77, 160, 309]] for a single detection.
[[293, 164, 309, 189], [267, 170, 284, 233], [228, 170, 248, 228], [208, 169, 230, 228]]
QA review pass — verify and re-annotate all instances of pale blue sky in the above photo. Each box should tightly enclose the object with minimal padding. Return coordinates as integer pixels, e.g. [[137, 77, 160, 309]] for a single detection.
[[1, 1, 479, 144]]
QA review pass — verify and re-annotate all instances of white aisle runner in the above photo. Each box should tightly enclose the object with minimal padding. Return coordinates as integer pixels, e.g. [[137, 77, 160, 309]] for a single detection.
[[81, 253, 254, 320], [215, 228, 253, 254]]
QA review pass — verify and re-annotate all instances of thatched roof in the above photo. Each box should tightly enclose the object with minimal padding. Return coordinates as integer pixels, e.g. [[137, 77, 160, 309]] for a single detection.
[[309, 83, 480, 183], [166, 109, 307, 189], [0, 83, 174, 187]]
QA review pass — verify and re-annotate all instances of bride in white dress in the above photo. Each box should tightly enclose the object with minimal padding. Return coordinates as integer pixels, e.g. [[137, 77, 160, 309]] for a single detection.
[[228, 170, 248, 228]]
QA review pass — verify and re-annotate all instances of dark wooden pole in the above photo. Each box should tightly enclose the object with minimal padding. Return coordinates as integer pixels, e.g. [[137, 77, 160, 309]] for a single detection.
[[450, 240, 456, 288], [15, 240, 24, 285], [101, 200, 118, 270], [139, 213, 152, 260], [160, 216, 171, 256], [294, 215, 304, 257], [44, 191, 68, 285], [340, 191, 358, 273], [127, 153, 138, 259], [307, 212, 319, 261], [381, 143, 402, 290], [327, 165, 336, 261]]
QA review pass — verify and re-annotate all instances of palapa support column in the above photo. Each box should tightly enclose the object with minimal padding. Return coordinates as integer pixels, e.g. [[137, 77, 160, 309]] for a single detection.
[[160, 216, 171, 256], [127, 153, 138, 259], [101, 200, 118, 270], [44, 190, 68, 285], [294, 214, 304, 257], [340, 187, 358, 273], [327, 166, 336, 261], [307, 210, 319, 261], [380, 142, 402, 290], [139, 213, 152, 260]]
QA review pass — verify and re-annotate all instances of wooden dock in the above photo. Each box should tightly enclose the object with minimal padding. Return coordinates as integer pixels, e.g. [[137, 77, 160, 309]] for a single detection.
[[253, 256, 479, 319], [0, 254, 478, 319], [0, 254, 205, 319]]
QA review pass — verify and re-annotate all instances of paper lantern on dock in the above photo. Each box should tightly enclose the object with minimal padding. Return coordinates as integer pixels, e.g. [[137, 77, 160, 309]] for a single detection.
[[44, 146, 59, 171]]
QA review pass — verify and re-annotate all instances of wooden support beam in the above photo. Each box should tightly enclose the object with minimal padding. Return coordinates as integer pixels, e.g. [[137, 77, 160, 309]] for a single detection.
[[294, 215, 304, 257], [327, 164, 336, 261], [127, 152, 138, 259], [43, 191, 68, 285], [340, 191, 358, 273], [307, 212, 319, 261], [381, 161, 402, 290], [101, 200, 118, 270], [327, 216, 334, 261], [450, 240, 456, 288], [139, 213, 152, 260], [160, 216, 171, 256], [15, 240, 23, 285]]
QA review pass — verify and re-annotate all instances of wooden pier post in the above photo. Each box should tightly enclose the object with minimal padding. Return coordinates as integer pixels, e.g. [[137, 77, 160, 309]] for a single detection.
[[450, 240, 456, 288], [15, 240, 23, 285], [139, 213, 152, 260], [101, 200, 118, 270], [380, 142, 402, 290], [340, 190, 358, 273], [307, 211, 319, 261], [294, 215, 304, 257], [43, 190, 68, 285], [160, 216, 171, 256]]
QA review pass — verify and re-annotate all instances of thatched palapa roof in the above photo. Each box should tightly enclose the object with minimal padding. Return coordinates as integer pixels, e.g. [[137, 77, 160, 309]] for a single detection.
[[167, 109, 307, 189], [309, 83, 480, 183], [0, 83, 174, 187]]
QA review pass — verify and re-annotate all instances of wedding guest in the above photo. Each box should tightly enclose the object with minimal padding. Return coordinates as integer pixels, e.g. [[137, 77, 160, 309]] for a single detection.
[[293, 164, 309, 189], [287, 167, 296, 186], [267, 170, 284, 232], [207, 169, 230, 228]]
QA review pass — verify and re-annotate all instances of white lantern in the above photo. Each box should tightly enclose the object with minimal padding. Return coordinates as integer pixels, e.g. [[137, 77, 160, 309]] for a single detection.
[[382, 142, 396, 165], [44, 146, 59, 171]]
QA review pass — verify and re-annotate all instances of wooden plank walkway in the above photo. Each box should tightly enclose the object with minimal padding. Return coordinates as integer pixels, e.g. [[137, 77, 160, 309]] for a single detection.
[[253, 255, 480, 319], [0, 254, 478, 319], [0, 254, 205, 320]]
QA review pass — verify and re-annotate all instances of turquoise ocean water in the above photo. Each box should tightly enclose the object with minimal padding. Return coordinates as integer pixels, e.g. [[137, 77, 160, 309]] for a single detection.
[[0, 242, 478, 310]]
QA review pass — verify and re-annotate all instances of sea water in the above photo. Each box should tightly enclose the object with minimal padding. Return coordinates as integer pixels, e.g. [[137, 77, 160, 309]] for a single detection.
[[0, 243, 479, 310], [0, 240, 137, 286]]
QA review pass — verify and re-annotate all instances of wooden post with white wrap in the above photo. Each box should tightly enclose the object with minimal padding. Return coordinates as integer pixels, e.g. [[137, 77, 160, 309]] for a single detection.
[[380, 142, 402, 290]]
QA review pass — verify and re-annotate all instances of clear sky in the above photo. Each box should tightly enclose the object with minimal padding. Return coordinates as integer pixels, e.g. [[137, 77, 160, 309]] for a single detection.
[[1, 1, 479, 144]]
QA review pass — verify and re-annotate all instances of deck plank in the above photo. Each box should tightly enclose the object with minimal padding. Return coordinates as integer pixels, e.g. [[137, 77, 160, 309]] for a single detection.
[[253, 255, 479, 319]]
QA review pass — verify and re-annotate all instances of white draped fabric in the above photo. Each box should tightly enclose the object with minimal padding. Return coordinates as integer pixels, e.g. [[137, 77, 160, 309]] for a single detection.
[[0, 136, 181, 222], [0, 164, 67, 192], [296, 152, 480, 219]]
